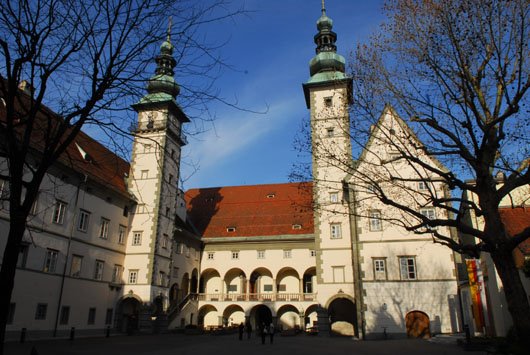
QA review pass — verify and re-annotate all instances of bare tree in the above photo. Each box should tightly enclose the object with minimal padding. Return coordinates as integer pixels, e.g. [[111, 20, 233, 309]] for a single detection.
[[0, 0, 244, 351], [294, 0, 530, 342]]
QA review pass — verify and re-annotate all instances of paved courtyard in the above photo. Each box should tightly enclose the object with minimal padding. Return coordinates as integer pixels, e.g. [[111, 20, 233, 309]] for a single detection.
[[4, 333, 487, 355]]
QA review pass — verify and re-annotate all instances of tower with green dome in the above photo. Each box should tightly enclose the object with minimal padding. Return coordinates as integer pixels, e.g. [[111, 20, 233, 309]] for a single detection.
[[303, 2, 360, 338], [123, 22, 189, 319]]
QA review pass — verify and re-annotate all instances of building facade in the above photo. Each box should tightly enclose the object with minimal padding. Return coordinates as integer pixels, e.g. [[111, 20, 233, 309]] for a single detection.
[[2, 5, 465, 340]]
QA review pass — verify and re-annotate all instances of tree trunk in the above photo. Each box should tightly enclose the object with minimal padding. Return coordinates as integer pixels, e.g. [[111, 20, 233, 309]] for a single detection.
[[0, 217, 26, 355], [490, 249, 530, 345]]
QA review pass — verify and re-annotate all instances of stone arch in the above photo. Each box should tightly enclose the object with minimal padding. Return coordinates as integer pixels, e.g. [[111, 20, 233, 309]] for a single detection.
[[223, 304, 246, 327], [405, 310, 431, 339], [276, 304, 301, 330], [198, 304, 219, 328], [116, 295, 142, 333], [223, 268, 247, 296], [249, 267, 273, 299], [328, 296, 358, 337], [169, 283, 179, 307], [199, 268, 221, 294], [191, 268, 199, 293], [181, 272, 190, 298], [249, 304, 274, 331], [276, 267, 300, 295], [304, 303, 319, 330], [302, 267, 317, 294]]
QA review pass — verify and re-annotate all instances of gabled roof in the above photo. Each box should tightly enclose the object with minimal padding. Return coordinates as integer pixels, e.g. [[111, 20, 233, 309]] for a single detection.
[[185, 182, 314, 239], [0, 89, 130, 197], [499, 207, 530, 255]]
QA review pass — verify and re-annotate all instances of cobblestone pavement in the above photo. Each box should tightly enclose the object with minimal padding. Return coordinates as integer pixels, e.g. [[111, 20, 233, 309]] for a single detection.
[[4, 333, 487, 355]]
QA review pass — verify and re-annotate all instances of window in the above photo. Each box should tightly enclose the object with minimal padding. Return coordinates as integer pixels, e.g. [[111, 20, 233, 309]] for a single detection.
[[326, 127, 335, 137], [283, 250, 292, 258], [227, 284, 237, 292], [123, 205, 129, 217], [52, 200, 67, 224], [87, 308, 96, 325], [226, 226, 236, 232], [231, 251, 239, 260], [99, 218, 110, 239], [185, 245, 190, 257], [94, 260, 104, 280], [207, 252, 214, 260], [161, 234, 169, 249], [310, 250, 316, 257], [373, 259, 387, 280], [77, 210, 90, 232], [175, 242, 183, 254], [173, 267, 179, 278], [369, 211, 382, 231], [112, 265, 123, 283], [257, 250, 265, 259], [277, 284, 286, 292], [17, 243, 29, 268], [59, 306, 70, 325], [136, 204, 147, 214], [7, 303, 15, 324], [420, 208, 437, 229], [105, 309, 113, 325], [332, 266, 345, 283], [329, 192, 339, 203], [418, 181, 428, 190], [324, 96, 333, 107], [43, 249, 59, 273], [158, 271, 166, 286], [143, 144, 152, 153], [140, 170, 148, 179], [399, 257, 417, 280], [70, 255, 83, 278], [118, 225, 126, 244], [330, 223, 342, 239], [128, 270, 138, 284], [263, 285, 273, 292], [132, 231, 142, 245], [35, 303, 47, 320], [292, 224, 302, 230]]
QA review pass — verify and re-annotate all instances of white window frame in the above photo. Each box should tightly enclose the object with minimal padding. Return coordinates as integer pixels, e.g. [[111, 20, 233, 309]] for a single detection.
[[330, 223, 342, 239], [399, 256, 417, 280], [161, 234, 169, 249], [118, 225, 126, 244], [326, 127, 335, 137], [52, 200, 67, 224], [369, 210, 382, 231], [231, 251, 239, 260], [77, 209, 90, 232], [128, 270, 138, 284], [70, 255, 83, 278], [418, 181, 429, 191], [140, 170, 148, 179], [207, 252, 214, 260], [283, 249, 292, 259], [44, 249, 59, 273], [111, 265, 123, 283], [310, 250, 316, 257], [373, 258, 387, 280], [329, 192, 339, 203], [94, 260, 104, 280], [257, 250, 265, 259], [99, 218, 110, 239], [158, 271, 166, 286], [420, 208, 437, 230], [132, 231, 142, 246]]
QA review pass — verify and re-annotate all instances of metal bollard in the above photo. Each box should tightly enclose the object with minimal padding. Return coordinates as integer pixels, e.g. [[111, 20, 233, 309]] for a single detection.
[[20, 328, 26, 343], [106, 326, 110, 338], [69, 327, 75, 341]]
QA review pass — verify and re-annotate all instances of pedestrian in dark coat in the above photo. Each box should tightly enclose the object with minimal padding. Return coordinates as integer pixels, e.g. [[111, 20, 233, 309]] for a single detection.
[[261, 323, 267, 344], [238, 322, 244, 340], [246, 322, 252, 339], [269, 323, 275, 344]]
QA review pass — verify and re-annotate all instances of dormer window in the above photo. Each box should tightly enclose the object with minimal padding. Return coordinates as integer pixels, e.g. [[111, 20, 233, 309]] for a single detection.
[[227, 226, 236, 233], [292, 224, 302, 230], [266, 193, 275, 199]]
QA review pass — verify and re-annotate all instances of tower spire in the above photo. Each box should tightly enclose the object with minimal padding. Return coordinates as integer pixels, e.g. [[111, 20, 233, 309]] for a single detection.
[[321, 0, 326, 14], [167, 16, 172, 42]]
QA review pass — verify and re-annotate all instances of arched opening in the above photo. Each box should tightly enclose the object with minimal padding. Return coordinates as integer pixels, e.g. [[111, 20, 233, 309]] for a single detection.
[[224, 268, 246, 300], [200, 268, 221, 298], [116, 296, 141, 333], [249, 304, 272, 331], [276, 267, 300, 300], [190, 268, 199, 294], [248, 267, 273, 300], [406, 311, 431, 339], [198, 305, 219, 328], [223, 304, 245, 327], [328, 297, 357, 337], [277, 304, 300, 331], [304, 304, 319, 330], [169, 283, 179, 307], [303, 267, 317, 297], [181, 272, 190, 299]]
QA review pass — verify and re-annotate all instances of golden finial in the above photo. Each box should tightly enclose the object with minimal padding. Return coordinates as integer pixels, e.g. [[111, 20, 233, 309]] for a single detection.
[[167, 16, 172, 42]]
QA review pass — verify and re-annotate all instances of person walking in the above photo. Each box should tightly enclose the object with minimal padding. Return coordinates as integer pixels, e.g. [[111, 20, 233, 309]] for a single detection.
[[246, 322, 252, 339], [238, 322, 244, 340], [269, 322, 275, 344], [261, 323, 267, 344]]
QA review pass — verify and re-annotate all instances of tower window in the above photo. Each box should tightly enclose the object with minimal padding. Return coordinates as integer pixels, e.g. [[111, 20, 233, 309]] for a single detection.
[[326, 127, 335, 137], [324, 97, 333, 107]]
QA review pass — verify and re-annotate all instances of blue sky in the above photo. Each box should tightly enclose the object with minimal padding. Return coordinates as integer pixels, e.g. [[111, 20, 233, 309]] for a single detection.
[[180, 0, 385, 190]]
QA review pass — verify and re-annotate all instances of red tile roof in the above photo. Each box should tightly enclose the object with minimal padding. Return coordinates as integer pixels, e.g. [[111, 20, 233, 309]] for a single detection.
[[0, 91, 130, 197], [499, 207, 530, 255], [185, 182, 314, 238]]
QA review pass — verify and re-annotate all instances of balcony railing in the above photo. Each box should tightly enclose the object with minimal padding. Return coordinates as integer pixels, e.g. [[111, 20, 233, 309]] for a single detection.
[[197, 293, 316, 302]]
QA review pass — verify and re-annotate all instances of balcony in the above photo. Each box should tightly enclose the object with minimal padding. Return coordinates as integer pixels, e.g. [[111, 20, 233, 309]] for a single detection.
[[197, 293, 317, 303]]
